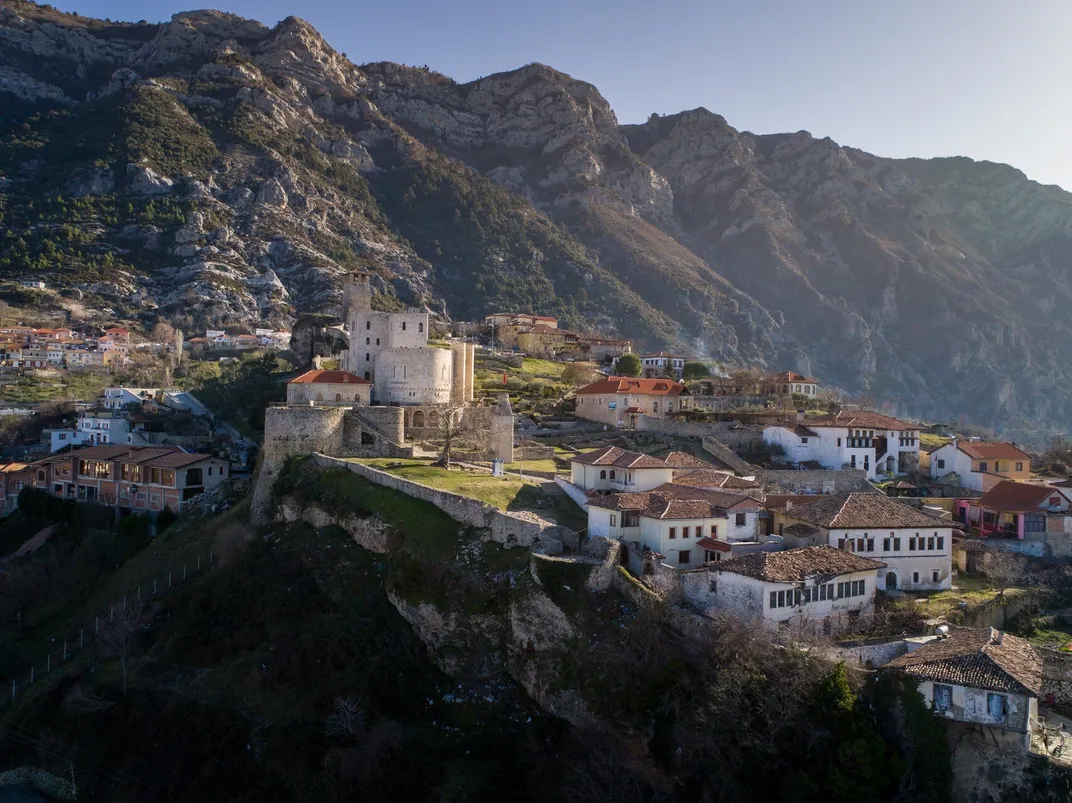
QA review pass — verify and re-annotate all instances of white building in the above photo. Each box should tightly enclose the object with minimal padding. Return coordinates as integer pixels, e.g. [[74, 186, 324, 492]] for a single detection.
[[569, 447, 675, 493], [40, 428, 93, 454], [776, 492, 954, 592], [101, 387, 159, 410], [341, 270, 474, 406], [885, 628, 1041, 751], [682, 546, 884, 635], [929, 438, 1032, 492], [639, 352, 686, 378], [77, 411, 134, 445], [574, 377, 691, 428], [763, 410, 920, 480], [285, 369, 373, 407]]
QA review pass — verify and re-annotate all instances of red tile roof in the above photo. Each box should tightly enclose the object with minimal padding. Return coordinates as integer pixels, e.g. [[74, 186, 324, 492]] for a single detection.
[[712, 545, 885, 581], [785, 492, 951, 529], [955, 441, 1031, 461], [586, 491, 653, 511], [673, 470, 762, 491], [288, 369, 371, 385], [571, 446, 671, 469], [975, 480, 1059, 513], [804, 410, 915, 431], [662, 451, 713, 469], [650, 482, 761, 510], [575, 376, 686, 397], [885, 628, 1042, 696], [770, 371, 819, 384], [697, 536, 732, 552]]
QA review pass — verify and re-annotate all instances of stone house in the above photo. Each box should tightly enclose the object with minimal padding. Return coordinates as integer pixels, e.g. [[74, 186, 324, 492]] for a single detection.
[[763, 410, 920, 479], [775, 491, 954, 591], [286, 369, 372, 407], [682, 545, 884, 635], [929, 438, 1032, 492], [569, 446, 675, 493], [516, 324, 580, 356], [31, 444, 230, 512], [762, 371, 820, 398], [574, 376, 690, 427], [885, 627, 1042, 751], [484, 313, 558, 349]]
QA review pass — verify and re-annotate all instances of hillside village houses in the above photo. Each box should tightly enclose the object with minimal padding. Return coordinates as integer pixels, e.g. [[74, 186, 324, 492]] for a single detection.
[[682, 546, 885, 635], [484, 312, 631, 360], [574, 376, 690, 427], [774, 492, 954, 591], [885, 627, 1042, 751], [956, 480, 1072, 540], [762, 410, 921, 480], [930, 438, 1032, 492]]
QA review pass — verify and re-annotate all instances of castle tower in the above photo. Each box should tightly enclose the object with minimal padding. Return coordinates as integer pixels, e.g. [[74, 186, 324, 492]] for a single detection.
[[342, 269, 372, 323], [450, 342, 475, 405]]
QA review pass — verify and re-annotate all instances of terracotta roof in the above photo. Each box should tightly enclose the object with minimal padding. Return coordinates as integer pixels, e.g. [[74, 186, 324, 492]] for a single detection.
[[649, 483, 761, 509], [712, 545, 885, 582], [662, 451, 714, 469], [770, 371, 819, 384], [885, 628, 1042, 696], [673, 469, 761, 491], [288, 369, 371, 385], [575, 376, 686, 397], [585, 491, 652, 511], [785, 492, 951, 529], [954, 441, 1031, 461], [643, 496, 734, 520], [764, 494, 821, 512], [697, 536, 732, 552], [975, 480, 1058, 513], [623, 406, 645, 413], [804, 411, 915, 431], [571, 446, 671, 469], [793, 425, 819, 437], [140, 451, 219, 469], [783, 523, 820, 537]]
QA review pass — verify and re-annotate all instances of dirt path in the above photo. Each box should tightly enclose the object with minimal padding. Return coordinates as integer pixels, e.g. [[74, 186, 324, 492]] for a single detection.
[[2, 525, 57, 563]]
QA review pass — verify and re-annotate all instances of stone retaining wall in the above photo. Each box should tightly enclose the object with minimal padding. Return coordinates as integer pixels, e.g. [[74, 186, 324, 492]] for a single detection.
[[311, 454, 572, 548], [758, 468, 874, 493]]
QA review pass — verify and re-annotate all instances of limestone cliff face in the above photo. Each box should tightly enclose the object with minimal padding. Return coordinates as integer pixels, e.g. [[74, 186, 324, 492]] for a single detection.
[[5, 1, 1072, 435]]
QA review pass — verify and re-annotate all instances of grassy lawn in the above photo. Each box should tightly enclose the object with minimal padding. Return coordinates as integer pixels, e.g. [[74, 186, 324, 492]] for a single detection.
[[920, 433, 951, 451], [0, 370, 111, 403], [520, 358, 568, 378], [348, 458, 544, 511], [505, 458, 561, 473], [910, 574, 1026, 619], [1030, 625, 1072, 651]]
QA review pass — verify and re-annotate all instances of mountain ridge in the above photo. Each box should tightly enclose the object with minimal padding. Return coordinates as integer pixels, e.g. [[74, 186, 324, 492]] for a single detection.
[[2, 1, 1071, 438]]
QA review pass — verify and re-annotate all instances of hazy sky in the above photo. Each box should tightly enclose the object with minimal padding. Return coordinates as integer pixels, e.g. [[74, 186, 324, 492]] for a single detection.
[[53, 0, 1072, 190]]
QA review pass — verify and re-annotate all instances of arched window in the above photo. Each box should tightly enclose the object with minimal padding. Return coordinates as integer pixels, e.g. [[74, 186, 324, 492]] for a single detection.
[[599, 470, 607, 479], [403, 410, 410, 427], [609, 470, 616, 480], [354, 393, 361, 401], [376, 338, 380, 345], [403, 365, 407, 378], [364, 371, 370, 381], [366, 353, 370, 362], [418, 322, 424, 333], [366, 321, 370, 330], [366, 337, 370, 345], [402, 322, 407, 331], [315, 392, 323, 402], [428, 410, 439, 428], [392, 365, 397, 378], [413, 410, 425, 428], [335, 393, 342, 402]]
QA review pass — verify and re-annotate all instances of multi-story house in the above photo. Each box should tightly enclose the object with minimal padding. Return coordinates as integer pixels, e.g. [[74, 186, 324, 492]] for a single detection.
[[77, 410, 136, 445], [570, 447, 677, 493], [774, 491, 954, 591], [885, 628, 1041, 752], [683, 546, 884, 635], [929, 439, 1032, 492], [17, 346, 50, 369], [31, 444, 230, 512], [484, 313, 560, 349], [763, 410, 920, 479], [40, 428, 93, 454], [0, 461, 34, 515], [574, 377, 691, 428], [516, 325, 580, 357], [763, 371, 820, 398], [101, 387, 159, 410], [639, 352, 686, 378], [956, 480, 1072, 540], [66, 350, 105, 369]]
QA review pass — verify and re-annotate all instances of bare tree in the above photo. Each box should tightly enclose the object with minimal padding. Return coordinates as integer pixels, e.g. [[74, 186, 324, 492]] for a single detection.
[[325, 696, 364, 739], [984, 550, 1027, 603], [561, 362, 600, 388], [98, 601, 149, 696], [431, 402, 479, 468]]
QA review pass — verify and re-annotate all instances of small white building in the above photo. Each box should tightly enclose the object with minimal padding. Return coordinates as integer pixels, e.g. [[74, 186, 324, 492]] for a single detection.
[[639, 352, 687, 378], [929, 439, 1032, 492], [776, 492, 954, 592], [77, 411, 134, 445], [763, 410, 920, 480], [885, 628, 1042, 751], [40, 428, 93, 454], [101, 387, 159, 410], [569, 446, 675, 493], [682, 545, 884, 635], [286, 368, 373, 406]]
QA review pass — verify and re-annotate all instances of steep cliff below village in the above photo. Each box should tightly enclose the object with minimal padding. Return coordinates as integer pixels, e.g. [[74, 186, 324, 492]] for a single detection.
[[3, 1, 1072, 435]]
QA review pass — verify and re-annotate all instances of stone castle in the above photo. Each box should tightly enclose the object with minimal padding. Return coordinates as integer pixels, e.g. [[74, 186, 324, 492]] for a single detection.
[[251, 271, 513, 524]]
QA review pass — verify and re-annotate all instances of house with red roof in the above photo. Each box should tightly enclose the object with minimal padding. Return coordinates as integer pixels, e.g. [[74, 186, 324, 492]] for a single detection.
[[929, 438, 1032, 492], [763, 371, 820, 398], [956, 480, 1072, 540], [763, 409, 921, 480], [574, 376, 691, 427], [286, 369, 372, 407]]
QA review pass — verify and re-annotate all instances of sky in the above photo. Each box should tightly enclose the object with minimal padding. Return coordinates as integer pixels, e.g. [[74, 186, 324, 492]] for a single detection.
[[51, 0, 1072, 190]]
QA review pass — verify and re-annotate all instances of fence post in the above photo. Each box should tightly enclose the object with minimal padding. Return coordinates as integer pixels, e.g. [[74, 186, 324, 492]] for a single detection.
[[30, 666, 34, 685], [153, 578, 157, 595], [81, 629, 85, 649], [197, 556, 201, 571], [47, 654, 50, 674], [183, 565, 186, 582], [63, 641, 67, 661], [10, 679, 14, 699], [168, 572, 172, 589], [137, 586, 141, 602], [122, 596, 126, 613], [210, 550, 213, 566]]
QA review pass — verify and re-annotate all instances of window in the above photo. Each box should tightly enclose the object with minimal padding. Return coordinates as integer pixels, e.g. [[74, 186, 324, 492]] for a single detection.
[[653, 402, 659, 412], [803, 588, 811, 603], [669, 527, 677, 539], [867, 538, 874, 552], [365, 353, 370, 362], [678, 550, 691, 565], [987, 693, 1008, 722], [777, 591, 786, 608], [770, 591, 777, 609], [364, 371, 370, 381], [735, 513, 746, 526], [927, 537, 935, 550], [819, 584, 828, 601], [937, 536, 945, 550], [912, 571, 920, 584], [695, 526, 704, 538], [1024, 515, 1045, 533], [837, 582, 844, 598], [994, 461, 1001, 473], [801, 437, 808, 444], [857, 538, 865, 551], [610, 514, 617, 527], [418, 322, 424, 333], [1016, 461, 1024, 472], [335, 393, 342, 402], [932, 570, 940, 583], [682, 527, 690, 538], [909, 538, 916, 551], [837, 437, 842, 447], [883, 538, 890, 551], [609, 470, 616, 480], [937, 459, 945, 471], [864, 456, 869, 470], [402, 322, 406, 331], [893, 537, 901, 551], [376, 338, 380, 345], [599, 470, 606, 479], [366, 337, 370, 345], [933, 685, 952, 713], [366, 321, 370, 330], [979, 461, 988, 472], [623, 512, 639, 527], [850, 455, 856, 468], [859, 579, 866, 595]]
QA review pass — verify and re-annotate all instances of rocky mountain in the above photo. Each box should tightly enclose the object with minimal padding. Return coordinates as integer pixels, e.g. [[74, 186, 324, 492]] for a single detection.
[[2, 1, 1072, 435]]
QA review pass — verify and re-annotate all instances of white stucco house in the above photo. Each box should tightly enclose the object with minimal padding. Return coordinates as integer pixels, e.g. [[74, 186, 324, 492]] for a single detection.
[[682, 545, 884, 635], [586, 484, 764, 569], [775, 492, 954, 592], [574, 377, 691, 428], [928, 438, 1032, 492], [569, 446, 675, 493], [885, 628, 1042, 751], [763, 410, 920, 480], [40, 428, 93, 454]]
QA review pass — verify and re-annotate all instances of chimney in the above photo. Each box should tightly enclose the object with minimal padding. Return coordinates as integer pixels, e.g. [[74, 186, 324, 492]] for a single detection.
[[795, 409, 804, 425], [991, 627, 1003, 645]]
